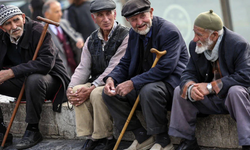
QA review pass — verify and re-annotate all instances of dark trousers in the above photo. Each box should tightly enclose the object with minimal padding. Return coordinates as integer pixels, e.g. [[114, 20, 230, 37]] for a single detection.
[[0, 74, 61, 124], [102, 81, 173, 135]]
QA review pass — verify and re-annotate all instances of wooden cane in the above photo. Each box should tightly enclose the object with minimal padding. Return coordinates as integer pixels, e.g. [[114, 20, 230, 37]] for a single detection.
[[0, 16, 59, 149], [113, 48, 167, 150]]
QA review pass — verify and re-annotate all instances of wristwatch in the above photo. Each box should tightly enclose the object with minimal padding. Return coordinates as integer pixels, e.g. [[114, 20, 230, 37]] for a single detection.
[[206, 83, 213, 94]]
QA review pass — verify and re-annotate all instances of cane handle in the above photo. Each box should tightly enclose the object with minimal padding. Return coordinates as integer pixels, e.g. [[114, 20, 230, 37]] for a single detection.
[[37, 16, 60, 27], [150, 48, 167, 68]]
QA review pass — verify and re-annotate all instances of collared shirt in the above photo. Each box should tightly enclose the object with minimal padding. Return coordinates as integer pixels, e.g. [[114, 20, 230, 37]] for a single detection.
[[139, 27, 152, 49], [97, 21, 117, 51], [49, 24, 63, 35]]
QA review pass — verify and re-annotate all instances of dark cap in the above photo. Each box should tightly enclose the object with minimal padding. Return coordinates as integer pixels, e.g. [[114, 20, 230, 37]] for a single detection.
[[90, 0, 116, 13], [121, 0, 151, 18]]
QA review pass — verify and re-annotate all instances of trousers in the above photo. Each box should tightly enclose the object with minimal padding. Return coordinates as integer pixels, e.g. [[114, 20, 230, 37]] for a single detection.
[[169, 85, 250, 146], [102, 81, 173, 135], [73, 83, 113, 139], [0, 74, 61, 124]]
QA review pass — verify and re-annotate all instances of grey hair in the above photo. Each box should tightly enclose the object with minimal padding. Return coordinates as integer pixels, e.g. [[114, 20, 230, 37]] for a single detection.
[[205, 28, 224, 36], [42, 0, 58, 15]]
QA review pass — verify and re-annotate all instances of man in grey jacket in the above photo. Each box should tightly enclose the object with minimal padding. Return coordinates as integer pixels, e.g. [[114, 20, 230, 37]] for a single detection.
[[66, 0, 129, 149], [43, 0, 84, 76]]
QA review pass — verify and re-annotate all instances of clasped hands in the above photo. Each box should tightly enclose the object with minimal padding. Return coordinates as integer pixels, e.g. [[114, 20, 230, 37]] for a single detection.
[[66, 86, 93, 106], [190, 83, 210, 101]]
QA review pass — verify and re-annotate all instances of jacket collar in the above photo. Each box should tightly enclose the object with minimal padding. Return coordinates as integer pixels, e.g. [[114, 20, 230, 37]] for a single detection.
[[19, 17, 33, 49]]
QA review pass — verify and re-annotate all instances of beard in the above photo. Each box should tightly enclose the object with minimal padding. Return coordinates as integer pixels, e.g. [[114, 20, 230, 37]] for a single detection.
[[132, 19, 152, 35], [195, 37, 214, 54], [9, 26, 23, 39]]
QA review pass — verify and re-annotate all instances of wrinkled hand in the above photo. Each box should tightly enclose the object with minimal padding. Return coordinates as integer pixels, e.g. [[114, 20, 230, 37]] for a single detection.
[[115, 80, 134, 97], [76, 39, 84, 49], [67, 86, 93, 106], [190, 83, 209, 101], [0, 69, 15, 84], [104, 77, 116, 96]]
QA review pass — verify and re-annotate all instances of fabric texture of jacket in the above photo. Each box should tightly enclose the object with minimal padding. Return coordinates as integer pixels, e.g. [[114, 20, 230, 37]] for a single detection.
[[48, 19, 83, 76], [105, 16, 189, 90], [180, 27, 250, 98], [0, 17, 70, 112]]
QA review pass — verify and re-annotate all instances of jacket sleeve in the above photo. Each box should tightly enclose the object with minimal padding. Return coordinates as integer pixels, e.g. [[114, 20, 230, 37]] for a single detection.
[[11, 24, 57, 78]]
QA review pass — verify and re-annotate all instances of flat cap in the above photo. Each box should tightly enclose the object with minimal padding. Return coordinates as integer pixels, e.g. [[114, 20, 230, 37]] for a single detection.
[[90, 0, 116, 13], [0, 4, 23, 25], [122, 0, 151, 18], [194, 10, 223, 31]]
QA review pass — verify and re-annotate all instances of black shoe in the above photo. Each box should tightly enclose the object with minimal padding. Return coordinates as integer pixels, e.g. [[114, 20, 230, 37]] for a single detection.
[[176, 138, 200, 150], [95, 137, 116, 150], [80, 139, 100, 150], [0, 132, 13, 147], [243, 146, 250, 150], [15, 130, 43, 149]]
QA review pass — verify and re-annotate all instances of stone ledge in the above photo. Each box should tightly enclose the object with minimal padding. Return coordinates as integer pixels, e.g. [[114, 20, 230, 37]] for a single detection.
[[0, 103, 239, 148]]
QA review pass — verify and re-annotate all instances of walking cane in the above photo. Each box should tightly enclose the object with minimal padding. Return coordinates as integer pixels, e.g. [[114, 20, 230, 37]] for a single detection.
[[113, 48, 167, 150], [0, 16, 59, 149]]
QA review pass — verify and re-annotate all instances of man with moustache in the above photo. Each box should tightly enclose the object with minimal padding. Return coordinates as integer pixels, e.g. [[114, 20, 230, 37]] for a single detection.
[[0, 4, 69, 149], [66, 0, 129, 149], [102, 0, 188, 149], [168, 10, 250, 150]]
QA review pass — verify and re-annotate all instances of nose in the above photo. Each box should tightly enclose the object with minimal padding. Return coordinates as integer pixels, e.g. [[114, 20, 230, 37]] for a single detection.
[[136, 19, 143, 26], [11, 22, 17, 29], [193, 35, 199, 42], [103, 15, 109, 22]]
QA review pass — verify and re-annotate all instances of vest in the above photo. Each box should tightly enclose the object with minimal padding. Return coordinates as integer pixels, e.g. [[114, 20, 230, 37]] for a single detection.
[[87, 23, 129, 81]]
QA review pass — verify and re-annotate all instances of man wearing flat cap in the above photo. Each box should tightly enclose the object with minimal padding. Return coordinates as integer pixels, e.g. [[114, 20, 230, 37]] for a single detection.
[[0, 4, 69, 149], [66, 0, 129, 149], [168, 10, 250, 150], [103, 0, 188, 149]]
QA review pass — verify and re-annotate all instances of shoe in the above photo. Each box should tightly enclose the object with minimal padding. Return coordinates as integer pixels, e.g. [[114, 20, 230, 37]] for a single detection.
[[80, 139, 100, 150], [176, 138, 200, 150], [95, 137, 116, 150], [0, 132, 13, 147], [15, 130, 43, 149], [242, 146, 250, 150], [124, 136, 155, 150], [150, 143, 174, 150]]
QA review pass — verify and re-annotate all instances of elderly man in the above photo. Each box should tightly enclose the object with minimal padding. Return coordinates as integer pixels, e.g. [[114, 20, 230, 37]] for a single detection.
[[168, 10, 250, 150], [102, 0, 188, 149], [43, 0, 84, 76], [66, 0, 129, 149], [0, 4, 69, 150]]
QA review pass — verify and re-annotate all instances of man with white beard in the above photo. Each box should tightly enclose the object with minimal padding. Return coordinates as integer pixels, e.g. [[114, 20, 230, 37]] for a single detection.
[[102, 0, 189, 149], [168, 10, 250, 150]]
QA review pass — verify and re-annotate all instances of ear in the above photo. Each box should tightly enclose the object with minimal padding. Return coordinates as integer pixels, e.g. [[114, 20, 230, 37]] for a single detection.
[[113, 10, 117, 20], [149, 8, 154, 19], [22, 13, 26, 24], [91, 14, 96, 23], [210, 31, 219, 42]]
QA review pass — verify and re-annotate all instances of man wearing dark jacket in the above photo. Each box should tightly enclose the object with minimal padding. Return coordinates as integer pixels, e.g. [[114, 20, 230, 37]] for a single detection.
[[0, 4, 70, 149], [168, 10, 250, 150], [102, 0, 188, 149]]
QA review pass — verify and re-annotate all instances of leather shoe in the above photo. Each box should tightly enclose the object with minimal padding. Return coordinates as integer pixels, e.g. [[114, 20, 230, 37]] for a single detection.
[[95, 137, 116, 150], [242, 146, 250, 150], [15, 130, 43, 149], [124, 136, 155, 150], [80, 139, 100, 150], [176, 138, 200, 150], [0, 132, 13, 147]]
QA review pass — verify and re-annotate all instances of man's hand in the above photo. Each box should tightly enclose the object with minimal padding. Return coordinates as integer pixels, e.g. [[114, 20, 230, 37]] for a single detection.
[[190, 83, 210, 101], [0, 69, 15, 84], [115, 80, 134, 97], [104, 77, 116, 96], [67, 86, 94, 106], [76, 39, 84, 49]]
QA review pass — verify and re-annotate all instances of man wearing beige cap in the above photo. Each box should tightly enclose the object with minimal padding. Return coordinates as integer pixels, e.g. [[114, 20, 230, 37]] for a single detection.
[[169, 10, 250, 150], [66, 0, 129, 149], [103, 0, 188, 149]]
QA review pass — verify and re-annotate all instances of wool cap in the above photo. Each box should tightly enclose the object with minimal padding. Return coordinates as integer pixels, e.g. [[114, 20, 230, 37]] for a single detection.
[[90, 0, 116, 13], [194, 10, 223, 31], [122, 0, 151, 18], [0, 4, 23, 26]]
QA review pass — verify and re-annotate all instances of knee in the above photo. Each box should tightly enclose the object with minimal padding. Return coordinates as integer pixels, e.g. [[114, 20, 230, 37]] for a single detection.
[[90, 87, 104, 105], [25, 74, 45, 91], [227, 85, 249, 101]]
